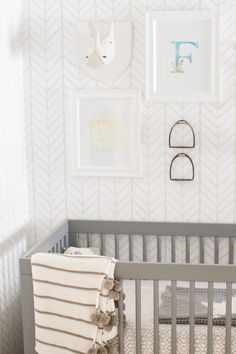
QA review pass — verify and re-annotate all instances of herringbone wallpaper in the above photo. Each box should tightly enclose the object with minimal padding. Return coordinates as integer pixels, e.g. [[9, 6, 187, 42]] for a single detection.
[[22, 0, 236, 241]]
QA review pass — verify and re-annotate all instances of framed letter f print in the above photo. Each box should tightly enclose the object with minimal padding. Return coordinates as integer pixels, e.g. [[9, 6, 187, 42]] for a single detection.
[[146, 11, 220, 102]]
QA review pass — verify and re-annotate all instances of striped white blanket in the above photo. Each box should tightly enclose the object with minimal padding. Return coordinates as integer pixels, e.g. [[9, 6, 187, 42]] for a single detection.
[[31, 253, 119, 354]]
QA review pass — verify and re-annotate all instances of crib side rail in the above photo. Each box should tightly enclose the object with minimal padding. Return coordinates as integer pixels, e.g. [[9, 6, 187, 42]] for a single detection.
[[115, 262, 236, 283], [116, 262, 236, 354]]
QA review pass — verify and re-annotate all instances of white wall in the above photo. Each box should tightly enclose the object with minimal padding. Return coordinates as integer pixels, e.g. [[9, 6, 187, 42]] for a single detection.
[[0, 0, 31, 353], [23, 0, 236, 242]]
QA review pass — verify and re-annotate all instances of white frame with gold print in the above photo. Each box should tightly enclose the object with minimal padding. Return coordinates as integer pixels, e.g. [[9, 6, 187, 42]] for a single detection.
[[71, 89, 142, 177]]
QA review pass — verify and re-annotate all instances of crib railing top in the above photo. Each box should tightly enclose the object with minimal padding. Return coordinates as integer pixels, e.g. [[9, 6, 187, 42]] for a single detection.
[[68, 219, 236, 237]]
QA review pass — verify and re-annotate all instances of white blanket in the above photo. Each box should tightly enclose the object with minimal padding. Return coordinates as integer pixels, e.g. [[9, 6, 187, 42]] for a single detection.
[[31, 253, 118, 354]]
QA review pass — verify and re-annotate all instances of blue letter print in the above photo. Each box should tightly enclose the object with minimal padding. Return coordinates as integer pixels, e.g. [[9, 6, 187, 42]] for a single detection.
[[171, 41, 199, 73]]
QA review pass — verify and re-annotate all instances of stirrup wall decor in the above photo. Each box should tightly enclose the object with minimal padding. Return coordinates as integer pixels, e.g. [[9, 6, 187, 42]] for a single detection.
[[169, 153, 194, 181], [169, 120, 195, 148]]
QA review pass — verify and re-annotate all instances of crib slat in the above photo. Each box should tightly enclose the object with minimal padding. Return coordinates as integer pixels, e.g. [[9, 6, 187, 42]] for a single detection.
[[63, 235, 67, 250], [228, 237, 234, 264], [135, 280, 141, 354], [199, 237, 205, 263], [86, 233, 90, 247], [226, 283, 232, 354], [76, 233, 79, 247], [100, 234, 105, 255], [59, 239, 63, 253], [189, 281, 195, 354], [185, 236, 190, 263], [214, 237, 219, 264], [143, 235, 147, 262], [171, 236, 176, 263], [115, 234, 119, 259], [153, 280, 160, 354], [118, 281, 124, 354], [63, 234, 67, 249], [207, 282, 213, 354], [171, 280, 177, 354], [129, 235, 133, 261], [157, 236, 161, 262]]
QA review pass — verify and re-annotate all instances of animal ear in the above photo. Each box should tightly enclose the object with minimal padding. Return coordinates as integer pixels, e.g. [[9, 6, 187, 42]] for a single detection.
[[89, 22, 96, 36], [95, 27, 102, 50], [109, 21, 114, 37]]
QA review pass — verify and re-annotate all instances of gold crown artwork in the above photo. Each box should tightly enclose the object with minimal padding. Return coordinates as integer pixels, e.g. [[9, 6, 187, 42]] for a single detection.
[[89, 113, 123, 150]]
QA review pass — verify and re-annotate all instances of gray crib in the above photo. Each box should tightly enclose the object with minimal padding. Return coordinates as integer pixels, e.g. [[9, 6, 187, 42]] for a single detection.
[[20, 220, 236, 354]]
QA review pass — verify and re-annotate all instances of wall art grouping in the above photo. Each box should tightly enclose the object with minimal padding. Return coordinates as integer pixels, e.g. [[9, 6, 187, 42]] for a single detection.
[[73, 10, 220, 178]]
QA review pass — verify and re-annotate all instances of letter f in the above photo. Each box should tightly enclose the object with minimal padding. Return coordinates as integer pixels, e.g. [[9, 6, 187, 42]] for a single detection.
[[172, 41, 199, 66]]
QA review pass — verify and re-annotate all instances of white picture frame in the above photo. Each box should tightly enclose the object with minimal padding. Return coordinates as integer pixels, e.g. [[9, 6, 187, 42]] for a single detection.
[[71, 89, 142, 177], [146, 11, 220, 102]]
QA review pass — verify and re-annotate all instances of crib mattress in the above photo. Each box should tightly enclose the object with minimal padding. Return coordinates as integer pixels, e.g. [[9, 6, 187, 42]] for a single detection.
[[123, 280, 236, 354], [124, 320, 236, 353]]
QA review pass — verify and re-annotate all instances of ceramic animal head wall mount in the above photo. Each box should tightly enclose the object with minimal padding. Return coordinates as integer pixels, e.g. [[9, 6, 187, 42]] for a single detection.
[[86, 21, 116, 68], [77, 21, 132, 82]]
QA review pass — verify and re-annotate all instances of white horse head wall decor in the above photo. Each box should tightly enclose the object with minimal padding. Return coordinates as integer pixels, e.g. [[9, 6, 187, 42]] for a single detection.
[[78, 21, 132, 82], [86, 21, 116, 68]]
